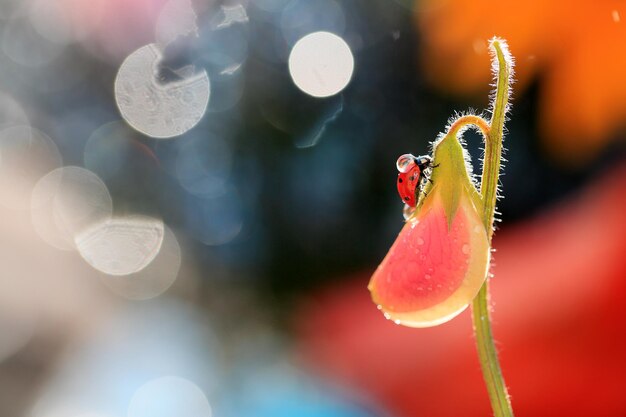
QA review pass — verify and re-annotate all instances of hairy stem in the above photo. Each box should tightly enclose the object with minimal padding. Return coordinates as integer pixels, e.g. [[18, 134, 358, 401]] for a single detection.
[[448, 114, 491, 138], [472, 39, 514, 417]]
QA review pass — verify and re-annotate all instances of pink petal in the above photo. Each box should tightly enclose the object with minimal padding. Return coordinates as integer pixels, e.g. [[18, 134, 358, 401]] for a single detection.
[[369, 192, 489, 327]]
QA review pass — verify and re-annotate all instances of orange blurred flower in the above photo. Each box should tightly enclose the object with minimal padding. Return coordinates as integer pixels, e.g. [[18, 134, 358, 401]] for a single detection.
[[416, 0, 626, 164]]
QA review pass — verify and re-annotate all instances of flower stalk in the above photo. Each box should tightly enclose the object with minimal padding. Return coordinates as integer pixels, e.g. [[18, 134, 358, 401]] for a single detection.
[[472, 38, 514, 417], [369, 37, 514, 415], [435, 38, 514, 417]]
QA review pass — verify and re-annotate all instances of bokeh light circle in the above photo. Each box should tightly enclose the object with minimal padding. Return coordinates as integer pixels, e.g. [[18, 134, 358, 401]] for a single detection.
[[0, 91, 29, 129], [99, 224, 181, 300], [186, 188, 244, 246], [114, 43, 210, 139], [176, 132, 232, 198], [84, 121, 134, 180], [0, 126, 62, 209], [2, 14, 65, 68], [288, 31, 354, 98], [31, 167, 113, 250], [28, 0, 73, 46], [128, 376, 212, 417], [75, 215, 165, 276]]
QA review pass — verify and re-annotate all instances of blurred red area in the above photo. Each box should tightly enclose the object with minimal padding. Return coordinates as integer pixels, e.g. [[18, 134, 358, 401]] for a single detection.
[[416, 0, 626, 165], [296, 164, 626, 417]]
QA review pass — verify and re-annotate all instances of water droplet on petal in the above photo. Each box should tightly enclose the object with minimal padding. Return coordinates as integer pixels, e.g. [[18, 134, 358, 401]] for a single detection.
[[462, 244, 470, 254], [404, 204, 416, 220], [417, 237, 424, 245], [425, 274, 431, 280]]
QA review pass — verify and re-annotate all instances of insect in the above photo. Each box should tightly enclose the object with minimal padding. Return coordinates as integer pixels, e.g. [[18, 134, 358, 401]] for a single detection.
[[396, 154, 434, 207]]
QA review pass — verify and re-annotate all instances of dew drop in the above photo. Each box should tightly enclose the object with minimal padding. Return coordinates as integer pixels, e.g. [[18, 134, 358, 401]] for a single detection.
[[474, 225, 483, 233], [462, 244, 470, 254], [417, 237, 424, 245], [404, 204, 416, 220], [394, 319, 401, 325], [424, 274, 431, 280], [396, 154, 416, 173]]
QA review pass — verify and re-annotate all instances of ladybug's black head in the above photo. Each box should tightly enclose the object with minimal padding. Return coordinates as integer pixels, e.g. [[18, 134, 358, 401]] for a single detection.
[[415, 155, 432, 170]]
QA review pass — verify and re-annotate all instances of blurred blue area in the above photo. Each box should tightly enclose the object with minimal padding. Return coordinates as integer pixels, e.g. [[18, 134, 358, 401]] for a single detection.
[[226, 367, 382, 417], [32, 299, 381, 417]]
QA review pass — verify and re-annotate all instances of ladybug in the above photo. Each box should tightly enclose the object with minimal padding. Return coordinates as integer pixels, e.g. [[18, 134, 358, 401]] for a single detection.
[[396, 154, 433, 207]]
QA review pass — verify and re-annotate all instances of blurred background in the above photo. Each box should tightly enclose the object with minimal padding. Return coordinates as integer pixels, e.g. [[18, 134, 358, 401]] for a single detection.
[[0, 0, 625, 416]]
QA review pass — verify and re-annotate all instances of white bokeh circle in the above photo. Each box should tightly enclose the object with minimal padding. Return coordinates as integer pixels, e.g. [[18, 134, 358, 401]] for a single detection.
[[288, 31, 354, 98], [114, 43, 210, 139]]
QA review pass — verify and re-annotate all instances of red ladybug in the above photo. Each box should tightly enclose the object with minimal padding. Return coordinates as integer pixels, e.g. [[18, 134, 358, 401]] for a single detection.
[[396, 154, 433, 207]]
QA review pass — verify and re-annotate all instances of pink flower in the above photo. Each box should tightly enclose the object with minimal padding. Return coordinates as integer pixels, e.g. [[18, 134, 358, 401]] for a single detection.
[[369, 125, 490, 327]]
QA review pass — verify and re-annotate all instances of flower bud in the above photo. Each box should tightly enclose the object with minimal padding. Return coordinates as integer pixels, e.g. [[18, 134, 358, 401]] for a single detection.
[[369, 127, 490, 327]]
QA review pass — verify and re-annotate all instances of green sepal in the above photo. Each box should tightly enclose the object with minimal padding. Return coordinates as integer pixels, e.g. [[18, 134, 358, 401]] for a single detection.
[[418, 127, 483, 229]]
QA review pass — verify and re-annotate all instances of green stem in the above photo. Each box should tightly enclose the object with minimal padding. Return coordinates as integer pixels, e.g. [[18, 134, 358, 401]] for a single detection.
[[472, 284, 512, 416], [445, 39, 514, 416], [472, 39, 514, 417], [482, 40, 510, 234]]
